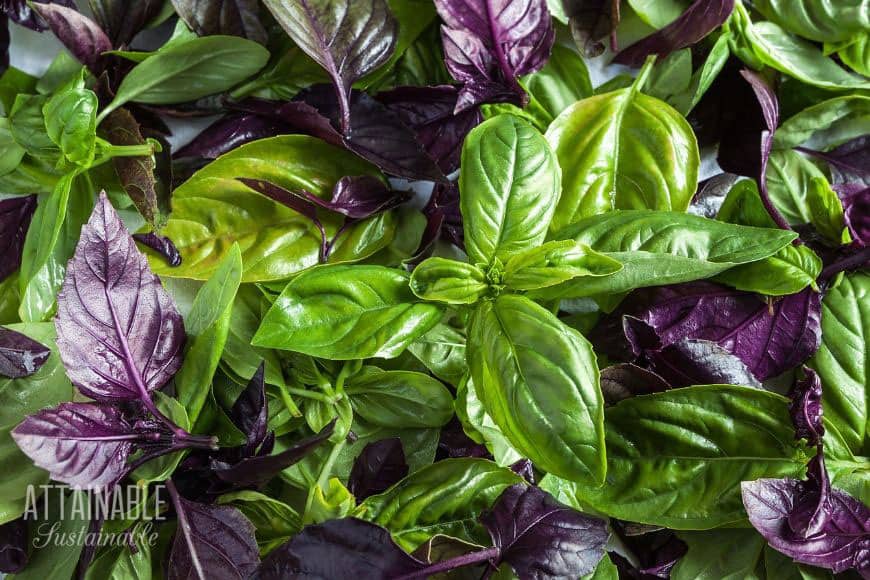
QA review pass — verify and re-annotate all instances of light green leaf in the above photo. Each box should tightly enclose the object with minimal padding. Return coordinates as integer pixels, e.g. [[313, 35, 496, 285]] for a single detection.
[[0, 118, 26, 176], [42, 71, 98, 167], [219, 490, 301, 554], [503, 240, 622, 291], [456, 376, 522, 467], [753, 0, 869, 43], [407, 321, 467, 386], [409, 257, 488, 304], [714, 244, 821, 296], [773, 96, 870, 150]]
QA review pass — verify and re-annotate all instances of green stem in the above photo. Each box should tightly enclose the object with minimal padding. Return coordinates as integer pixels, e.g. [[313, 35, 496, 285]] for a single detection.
[[631, 55, 658, 94], [304, 440, 345, 516], [276, 383, 302, 417], [282, 386, 335, 404]]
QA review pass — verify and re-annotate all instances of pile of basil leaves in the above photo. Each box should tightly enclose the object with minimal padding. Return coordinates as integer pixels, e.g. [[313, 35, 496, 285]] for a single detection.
[[0, 0, 867, 578]]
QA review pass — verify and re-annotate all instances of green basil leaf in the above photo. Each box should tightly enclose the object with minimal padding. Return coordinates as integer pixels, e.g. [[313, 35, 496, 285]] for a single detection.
[[545, 83, 699, 230], [538, 210, 797, 299], [671, 529, 765, 580], [83, 524, 152, 580], [218, 490, 302, 554], [669, 33, 731, 115], [806, 176, 848, 243], [0, 118, 25, 176], [503, 240, 622, 291], [175, 243, 242, 424], [253, 264, 443, 360], [713, 244, 821, 296], [356, 458, 524, 550], [521, 44, 593, 123], [836, 33, 870, 76], [149, 135, 383, 282], [753, 0, 869, 43], [101, 35, 270, 119], [772, 95, 870, 150], [583, 554, 619, 580], [346, 367, 453, 428], [766, 149, 828, 225], [460, 114, 561, 265], [456, 376, 522, 466], [468, 294, 605, 483], [327, 210, 398, 265], [409, 257, 488, 304], [810, 272, 869, 455], [407, 321, 467, 386], [9, 94, 59, 161], [42, 71, 98, 167], [543, 385, 810, 529], [0, 323, 73, 524], [306, 477, 355, 524]]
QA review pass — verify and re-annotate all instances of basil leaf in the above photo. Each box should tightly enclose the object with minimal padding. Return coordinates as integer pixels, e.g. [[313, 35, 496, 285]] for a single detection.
[[253, 264, 443, 360], [218, 490, 301, 553], [407, 321, 466, 386], [541, 385, 810, 529], [456, 376, 522, 466], [345, 367, 453, 428], [42, 71, 97, 167], [468, 294, 605, 483], [754, 0, 869, 43], [503, 240, 622, 291], [671, 529, 765, 580], [538, 210, 797, 299], [773, 96, 870, 151], [545, 82, 699, 230], [714, 244, 822, 296], [409, 257, 488, 304], [356, 458, 524, 550], [460, 114, 561, 265], [9, 94, 60, 161]]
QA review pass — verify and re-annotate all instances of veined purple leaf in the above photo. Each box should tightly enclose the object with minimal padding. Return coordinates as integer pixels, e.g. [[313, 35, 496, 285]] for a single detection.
[[262, 0, 398, 133], [173, 113, 285, 160], [88, 0, 163, 47], [558, 0, 621, 58], [55, 192, 185, 402], [789, 368, 824, 446], [647, 338, 762, 388], [11, 402, 139, 490], [613, 0, 734, 67], [599, 363, 671, 405], [741, 475, 870, 575], [0, 195, 37, 282], [31, 3, 112, 74], [1, 0, 75, 31], [0, 518, 27, 574], [376, 84, 483, 174], [788, 454, 831, 540], [171, 0, 267, 44], [253, 518, 426, 580], [133, 232, 183, 267], [481, 484, 609, 579], [348, 438, 409, 501], [841, 186, 870, 246], [799, 136, 870, 192], [0, 326, 51, 378], [229, 363, 269, 454], [167, 488, 260, 580], [510, 458, 535, 484], [435, 0, 555, 112]]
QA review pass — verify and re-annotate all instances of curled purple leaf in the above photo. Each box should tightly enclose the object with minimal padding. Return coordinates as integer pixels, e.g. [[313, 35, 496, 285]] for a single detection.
[[841, 186, 870, 246], [133, 232, 183, 267], [348, 438, 409, 501], [648, 338, 762, 388], [0, 326, 50, 378], [436, 417, 491, 460], [610, 521, 688, 579], [229, 362, 269, 454], [1, 0, 75, 31], [789, 368, 824, 446], [0, 195, 37, 283], [171, 0, 267, 44], [0, 518, 28, 574], [599, 363, 671, 405], [31, 3, 112, 74], [565, 0, 621, 58]]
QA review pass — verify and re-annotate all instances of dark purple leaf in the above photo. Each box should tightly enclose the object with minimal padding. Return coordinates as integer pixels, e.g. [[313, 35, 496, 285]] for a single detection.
[[263, 0, 398, 133], [0, 15, 8, 76], [348, 438, 409, 501], [414, 181, 464, 261], [11, 402, 138, 490], [789, 368, 824, 447], [435, 0, 555, 111], [689, 172, 740, 219], [1, 0, 75, 31], [741, 475, 870, 575], [510, 458, 535, 484], [436, 417, 490, 460], [168, 489, 260, 580], [648, 338, 762, 388], [613, 0, 734, 67], [327, 175, 409, 219], [133, 232, 183, 267], [253, 518, 425, 580], [562, 0, 621, 58], [88, 0, 162, 47], [0, 326, 51, 378], [841, 186, 870, 246], [229, 363, 269, 454], [788, 453, 832, 540], [55, 192, 186, 402], [597, 282, 822, 381], [376, 84, 483, 174], [481, 484, 609, 579], [798, 136, 870, 192], [610, 522, 688, 579], [171, 0, 267, 44], [599, 363, 671, 405], [31, 3, 112, 74], [173, 113, 285, 160], [0, 195, 37, 282], [0, 518, 27, 574]]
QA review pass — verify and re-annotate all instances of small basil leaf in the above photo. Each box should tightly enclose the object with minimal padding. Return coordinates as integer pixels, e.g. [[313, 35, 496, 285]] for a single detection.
[[409, 257, 488, 304], [407, 321, 467, 386], [42, 71, 98, 167], [714, 244, 822, 296], [503, 240, 622, 291], [0, 195, 36, 283], [345, 367, 454, 429], [0, 325, 50, 378]]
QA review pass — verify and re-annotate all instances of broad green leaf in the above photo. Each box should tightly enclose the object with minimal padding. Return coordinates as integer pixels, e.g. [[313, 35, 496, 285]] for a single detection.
[[148, 135, 383, 282], [625, 0, 687, 28], [219, 490, 301, 555], [766, 149, 828, 226], [83, 524, 152, 580], [468, 294, 605, 483], [9, 94, 58, 161], [806, 177, 848, 243], [837, 33, 870, 76], [671, 529, 765, 580], [356, 458, 524, 550], [538, 210, 797, 299], [42, 71, 98, 167], [545, 82, 699, 230], [101, 35, 269, 119], [503, 240, 622, 291], [810, 272, 869, 455], [644, 49, 692, 103], [543, 385, 810, 529], [175, 243, 242, 424], [253, 264, 443, 360], [407, 321, 467, 386], [456, 376, 522, 466], [0, 118, 26, 176], [346, 367, 454, 428], [772, 96, 870, 150], [754, 0, 869, 43], [0, 323, 73, 524], [460, 114, 561, 265], [409, 257, 488, 304], [714, 244, 821, 296]]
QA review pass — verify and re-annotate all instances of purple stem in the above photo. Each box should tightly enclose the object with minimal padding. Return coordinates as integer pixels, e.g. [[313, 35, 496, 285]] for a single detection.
[[395, 547, 500, 580], [820, 246, 870, 281]]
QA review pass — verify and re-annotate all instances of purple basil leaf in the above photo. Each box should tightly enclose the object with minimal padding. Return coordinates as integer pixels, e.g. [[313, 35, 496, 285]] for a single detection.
[[436, 417, 491, 460], [414, 181, 464, 260], [599, 363, 671, 405], [55, 192, 185, 402], [0, 195, 37, 282], [168, 493, 260, 580], [481, 484, 609, 579], [347, 438, 409, 501], [230, 97, 344, 146], [0, 518, 27, 574], [229, 362, 269, 454], [610, 521, 688, 579], [133, 232, 183, 267], [788, 454, 831, 540], [599, 282, 822, 381], [253, 517, 425, 580], [789, 367, 824, 447], [173, 113, 285, 160], [613, 0, 734, 67], [1, 0, 75, 31], [566, 0, 622, 58], [327, 175, 409, 219], [741, 476, 870, 575], [171, 0, 267, 44], [31, 3, 112, 74], [510, 458, 535, 484], [212, 420, 335, 488], [841, 186, 870, 246], [435, 0, 555, 112], [648, 338, 762, 388], [799, 136, 870, 191], [0, 326, 51, 378], [263, 0, 398, 133], [12, 402, 137, 490], [376, 84, 483, 174], [88, 0, 162, 47]]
